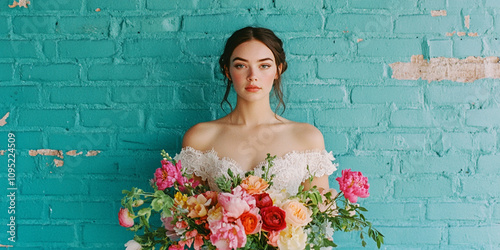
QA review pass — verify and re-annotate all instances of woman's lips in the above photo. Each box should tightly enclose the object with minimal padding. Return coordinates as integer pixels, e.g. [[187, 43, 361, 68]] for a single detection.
[[245, 86, 261, 92]]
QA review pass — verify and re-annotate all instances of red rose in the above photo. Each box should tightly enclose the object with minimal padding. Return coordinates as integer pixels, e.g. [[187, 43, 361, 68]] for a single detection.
[[253, 193, 273, 208], [260, 206, 286, 232]]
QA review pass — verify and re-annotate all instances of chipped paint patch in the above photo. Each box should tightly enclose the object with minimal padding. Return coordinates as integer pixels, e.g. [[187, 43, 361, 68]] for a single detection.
[[86, 150, 101, 156], [0, 112, 9, 127], [54, 159, 64, 167], [390, 55, 500, 83], [465, 15, 470, 29], [8, 0, 30, 8], [0, 150, 5, 156], [357, 38, 364, 43], [431, 10, 447, 17], [446, 31, 456, 36], [29, 149, 64, 158], [66, 150, 83, 156], [468, 32, 478, 37], [457, 32, 466, 36]]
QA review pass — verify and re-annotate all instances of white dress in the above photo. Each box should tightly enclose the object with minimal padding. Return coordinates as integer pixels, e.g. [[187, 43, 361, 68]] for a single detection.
[[174, 146, 338, 196]]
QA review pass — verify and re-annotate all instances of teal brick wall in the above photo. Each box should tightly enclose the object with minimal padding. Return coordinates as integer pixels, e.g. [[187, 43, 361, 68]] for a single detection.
[[0, 0, 499, 249]]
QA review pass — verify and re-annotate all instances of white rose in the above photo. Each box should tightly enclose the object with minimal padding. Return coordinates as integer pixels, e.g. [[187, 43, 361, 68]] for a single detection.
[[124, 239, 142, 250], [277, 225, 307, 250]]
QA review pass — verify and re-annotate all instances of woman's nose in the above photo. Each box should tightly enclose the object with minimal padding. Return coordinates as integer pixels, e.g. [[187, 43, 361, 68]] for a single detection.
[[247, 67, 257, 81]]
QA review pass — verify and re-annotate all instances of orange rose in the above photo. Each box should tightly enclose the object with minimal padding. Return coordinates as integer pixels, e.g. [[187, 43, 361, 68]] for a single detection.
[[280, 200, 312, 227], [240, 176, 269, 195], [239, 208, 262, 234]]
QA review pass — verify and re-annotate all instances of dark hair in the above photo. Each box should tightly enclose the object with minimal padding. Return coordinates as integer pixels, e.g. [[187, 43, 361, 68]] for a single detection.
[[219, 26, 288, 113]]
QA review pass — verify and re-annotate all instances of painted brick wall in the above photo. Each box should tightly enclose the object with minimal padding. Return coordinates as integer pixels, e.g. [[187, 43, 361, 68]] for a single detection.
[[0, 0, 499, 249]]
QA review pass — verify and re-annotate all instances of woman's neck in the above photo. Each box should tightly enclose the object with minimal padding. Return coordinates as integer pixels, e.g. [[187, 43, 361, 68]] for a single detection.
[[229, 98, 278, 126]]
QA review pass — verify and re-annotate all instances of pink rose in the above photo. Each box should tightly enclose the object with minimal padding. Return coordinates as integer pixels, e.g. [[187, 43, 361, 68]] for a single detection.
[[118, 208, 134, 227], [336, 169, 369, 203], [267, 230, 280, 247], [218, 186, 253, 219], [209, 220, 247, 250]]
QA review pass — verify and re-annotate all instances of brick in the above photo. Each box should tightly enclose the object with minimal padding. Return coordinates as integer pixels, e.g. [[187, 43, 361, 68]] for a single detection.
[[466, 109, 500, 127], [221, 0, 270, 8], [463, 12, 493, 33], [395, 15, 460, 34], [83, 224, 135, 243], [256, 15, 323, 32], [360, 133, 425, 151], [395, 177, 452, 198], [462, 176, 500, 196], [352, 86, 421, 104], [428, 39, 453, 58], [376, 226, 443, 244], [117, 132, 180, 150], [449, 226, 500, 244], [0, 86, 38, 105], [419, 0, 446, 10], [17, 200, 44, 219], [484, 38, 500, 56], [315, 108, 383, 128], [43, 40, 56, 59], [428, 85, 491, 104], [49, 87, 108, 104], [7, 131, 43, 149], [478, 155, 500, 173], [58, 17, 110, 35], [323, 132, 348, 154], [186, 38, 225, 57], [442, 133, 473, 151], [288, 38, 350, 55], [362, 177, 387, 199], [454, 38, 482, 57], [326, 14, 392, 33], [18, 109, 76, 127], [53, 156, 119, 174], [285, 60, 315, 80], [486, 0, 500, 7], [89, 179, 144, 197], [401, 154, 469, 173], [86, 0, 139, 11], [18, 225, 75, 242], [153, 109, 212, 128], [123, 39, 181, 58], [48, 133, 111, 150], [122, 17, 181, 34], [31, 1, 81, 10], [447, 0, 483, 11], [87, 64, 146, 81], [183, 14, 253, 33], [177, 85, 206, 104], [112, 86, 169, 103], [50, 201, 114, 220], [336, 155, 392, 175], [391, 109, 461, 128], [13, 16, 57, 34], [153, 62, 212, 81], [364, 202, 422, 220], [59, 40, 115, 58], [0, 17, 8, 35], [146, 0, 207, 10], [275, 0, 323, 11], [287, 85, 345, 103], [428, 202, 488, 220], [80, 109, 143, 128], [21, 64, 80, 81], [358, 38, 422, 58], [349, 0, 418, 10], [318, 62, 383, 80], [0, 40, 37, 58], [475, 133, 497, 152], [22, 178, 87, 195]]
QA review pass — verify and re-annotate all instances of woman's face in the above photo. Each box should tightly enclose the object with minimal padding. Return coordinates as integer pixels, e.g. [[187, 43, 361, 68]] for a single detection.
[[228, 40, 280, 103]]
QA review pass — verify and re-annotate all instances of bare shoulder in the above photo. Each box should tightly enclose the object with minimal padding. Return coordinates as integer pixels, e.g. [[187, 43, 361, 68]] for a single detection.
[[288, 122, 325, 150], [182, 121, 223, 150]]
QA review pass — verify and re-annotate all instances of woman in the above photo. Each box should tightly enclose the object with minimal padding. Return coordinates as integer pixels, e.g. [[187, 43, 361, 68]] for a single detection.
[[175, 27, 337, 195]]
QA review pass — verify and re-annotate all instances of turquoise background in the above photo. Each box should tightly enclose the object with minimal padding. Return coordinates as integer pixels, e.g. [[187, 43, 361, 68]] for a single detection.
[[1, 0, 500, 249]]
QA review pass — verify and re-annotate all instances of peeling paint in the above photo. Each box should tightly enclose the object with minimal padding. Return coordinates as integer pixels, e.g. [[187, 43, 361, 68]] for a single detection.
[[446, 31, 456, 36], [0, 150, 5, 156], [390, 55, 500, 83], [29, 149, 64, 158], [0, 112, 9, 127], [468, 32, 478, 37], [86, 150, 101, 156], [8, 0, 29, 8], [431, 10, 447, 17], [66, 150, 83, 156], [457, 32, 466, 36], [465, 15, 470, 29], [0, 244, 14, 248], [95, 8, 101, 12], [357, 38, 364, 43], [54, 159, 64, 167]]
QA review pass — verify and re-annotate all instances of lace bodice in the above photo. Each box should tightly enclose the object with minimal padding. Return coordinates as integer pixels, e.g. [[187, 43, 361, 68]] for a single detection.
[[174, 147, 338, 195]]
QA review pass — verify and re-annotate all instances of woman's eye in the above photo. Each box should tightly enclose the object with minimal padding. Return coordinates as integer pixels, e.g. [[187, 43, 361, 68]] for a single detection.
[[261, 64, 271, 69], [234, 64, 245, 69]]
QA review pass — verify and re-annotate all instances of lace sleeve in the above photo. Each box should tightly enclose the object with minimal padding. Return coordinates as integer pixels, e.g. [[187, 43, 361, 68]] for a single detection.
[[303, 150, 338, 181], [174, 147, 214, 182]]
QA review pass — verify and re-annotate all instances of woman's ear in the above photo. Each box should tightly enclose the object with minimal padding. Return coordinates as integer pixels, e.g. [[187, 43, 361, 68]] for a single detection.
[[224, 66, 231, 81], [275, 63, 283, 79]]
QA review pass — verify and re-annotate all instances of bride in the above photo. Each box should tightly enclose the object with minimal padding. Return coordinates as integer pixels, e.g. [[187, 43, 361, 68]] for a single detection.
[[175, 27, 337, 196]]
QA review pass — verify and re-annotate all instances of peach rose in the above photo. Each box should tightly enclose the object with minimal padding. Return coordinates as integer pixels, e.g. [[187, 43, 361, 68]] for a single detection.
[[240, 176, 269, 195], [280, 200, 312, 227], [187, 194, 211, 218], [267, 230, 280, 247]]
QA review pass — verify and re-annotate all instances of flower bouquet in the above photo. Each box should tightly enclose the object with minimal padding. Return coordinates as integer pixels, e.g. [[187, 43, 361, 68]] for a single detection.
[[119, 150, 384, 249]]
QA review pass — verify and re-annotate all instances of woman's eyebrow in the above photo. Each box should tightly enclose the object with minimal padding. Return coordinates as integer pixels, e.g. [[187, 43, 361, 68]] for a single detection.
[[232, 57, 274, 62]]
